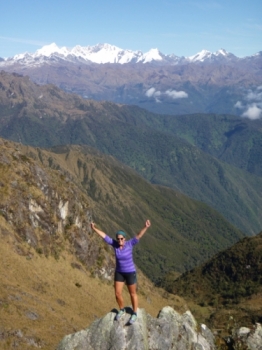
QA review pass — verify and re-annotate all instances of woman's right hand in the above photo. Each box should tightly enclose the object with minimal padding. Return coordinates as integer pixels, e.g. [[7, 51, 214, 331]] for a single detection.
[[91, 223, 106, 238], [145, 220, 151, 228]]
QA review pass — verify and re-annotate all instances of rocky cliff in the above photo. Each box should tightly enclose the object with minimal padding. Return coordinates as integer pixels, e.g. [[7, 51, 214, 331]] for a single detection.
[[56, 306, 262, 350], [0, 138, 113, 274]]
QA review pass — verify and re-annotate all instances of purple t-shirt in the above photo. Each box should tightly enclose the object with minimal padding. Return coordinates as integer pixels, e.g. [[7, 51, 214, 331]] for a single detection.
[[104, 235, 139, 273]]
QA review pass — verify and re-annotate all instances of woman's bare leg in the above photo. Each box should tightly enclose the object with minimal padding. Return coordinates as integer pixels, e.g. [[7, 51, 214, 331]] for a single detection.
[[114, 281, 125, 309], [127, 284, 138, 313]]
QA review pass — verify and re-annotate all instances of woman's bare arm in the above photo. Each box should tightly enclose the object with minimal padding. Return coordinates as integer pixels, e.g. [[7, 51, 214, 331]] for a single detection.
[[136, 220, 151, 240], [91, 222, 106, 239]]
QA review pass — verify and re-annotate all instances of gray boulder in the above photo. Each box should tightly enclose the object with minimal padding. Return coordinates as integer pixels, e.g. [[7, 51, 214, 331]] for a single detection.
[[56, 306, 216, 350], [228, 323, 262, 350], [242, 323, 262, 350]]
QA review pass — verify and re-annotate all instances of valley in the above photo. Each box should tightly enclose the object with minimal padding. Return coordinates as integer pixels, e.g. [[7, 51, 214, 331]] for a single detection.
[[0, 45, 262, 348], [0, 71, 262, 235], [1, 43, 262, 117]]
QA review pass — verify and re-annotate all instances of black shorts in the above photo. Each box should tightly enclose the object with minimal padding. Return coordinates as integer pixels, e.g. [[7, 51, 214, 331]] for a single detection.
[[114, 271, 137, 285]]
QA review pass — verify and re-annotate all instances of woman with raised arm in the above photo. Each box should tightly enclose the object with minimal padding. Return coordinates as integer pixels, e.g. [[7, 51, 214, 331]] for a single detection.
[[91, 219, 151, 324]]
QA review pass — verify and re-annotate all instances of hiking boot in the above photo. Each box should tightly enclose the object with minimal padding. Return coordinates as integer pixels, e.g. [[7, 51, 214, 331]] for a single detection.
[[115, 309, 126, 321], [129, 313, 137, 324]]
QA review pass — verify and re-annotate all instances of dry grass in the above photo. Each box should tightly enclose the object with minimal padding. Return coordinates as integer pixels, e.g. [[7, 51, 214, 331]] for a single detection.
[[0, 233, 187, 349], [0, 139, 188, 349]]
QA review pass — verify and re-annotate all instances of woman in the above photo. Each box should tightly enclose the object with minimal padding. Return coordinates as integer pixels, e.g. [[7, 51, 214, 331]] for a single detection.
[[91, 219, 151, 324]]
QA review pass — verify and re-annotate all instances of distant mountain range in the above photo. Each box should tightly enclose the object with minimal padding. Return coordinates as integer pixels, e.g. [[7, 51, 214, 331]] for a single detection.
[[1, 43, 251, 65], [1, 43, 261, 116]]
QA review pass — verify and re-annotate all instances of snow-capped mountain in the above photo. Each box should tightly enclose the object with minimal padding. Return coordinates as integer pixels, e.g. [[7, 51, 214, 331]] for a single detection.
[[1, 43, 240, 67], [187, 49, 237, 63], [70, 43, 143, 64], [5, 43, 144, 65], [0, 43, 261, 119]]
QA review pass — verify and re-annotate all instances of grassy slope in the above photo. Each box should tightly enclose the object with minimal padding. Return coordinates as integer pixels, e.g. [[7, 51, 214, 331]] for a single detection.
[[0, 138, 186, 348], [0, 138, 251, 347], [0, 72, 262, 236], [0, 234, 183, 350], [0, 139, 258, 347], [29, 144, 244, 278], [2, 103, 262, 236], [85, 118, 262, 235], [0, 136, 243, 279], [161, 232, 262, 331]]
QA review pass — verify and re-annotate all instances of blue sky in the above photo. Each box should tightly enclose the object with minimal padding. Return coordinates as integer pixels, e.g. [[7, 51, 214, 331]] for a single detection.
[[1, 0, 261, 58]]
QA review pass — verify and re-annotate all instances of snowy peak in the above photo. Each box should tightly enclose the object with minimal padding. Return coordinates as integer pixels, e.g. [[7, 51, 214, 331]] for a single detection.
[[9, 43, 145, 65], [138, 48, 163, 63], [12, 43, 71, 65], [188, 49, 211, 62], [216, 49, 228, 56], [73, 43, 143, 64], [0, 43, 255, 67], [188, 48, 237, 63], [35, 43, 69, 57]]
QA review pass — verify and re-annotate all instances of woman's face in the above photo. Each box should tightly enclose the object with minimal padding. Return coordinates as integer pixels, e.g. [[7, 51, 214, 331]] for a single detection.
[[117, 235, 125, 246]]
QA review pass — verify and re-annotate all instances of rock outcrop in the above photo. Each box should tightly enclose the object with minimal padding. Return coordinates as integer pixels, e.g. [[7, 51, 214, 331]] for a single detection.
[[0, 138, 115, 278], [56, 306, 262, 350], [56, 306, 216, 350], [235, 324, 262, 350]]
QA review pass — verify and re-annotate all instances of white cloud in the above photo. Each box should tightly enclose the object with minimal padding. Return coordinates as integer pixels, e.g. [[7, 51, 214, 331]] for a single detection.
[[242, 104, 262, 120], [165, 89, 188, 99], [234, 101, 243, 109], [246, 90, 262, 101], [145, 87, 188, 101], [235, 86, 262, 120], [145, 87, 156, 97], [154, 91, 162, 97]]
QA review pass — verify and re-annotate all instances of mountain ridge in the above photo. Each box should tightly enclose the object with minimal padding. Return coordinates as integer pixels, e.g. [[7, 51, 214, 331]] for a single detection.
[[0, 137, 185, 348], [1, 71, 262, 235], [1, 44, 261, 117], [161, 232, 262, 331], [0, 137, 260, 347], [1, 42, 247, 65]]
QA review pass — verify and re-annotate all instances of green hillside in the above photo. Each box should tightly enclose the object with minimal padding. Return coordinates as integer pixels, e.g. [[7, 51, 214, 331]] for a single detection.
[[0, 136, 251, 348], [161, 232, 262, 329], [85, 118, 262, 235], [3, 107, 262, 236], [1, 71, 262, 235], [138, 112, 262, 177], [0, 138, 182, 349], [28, 143, 245, 280]]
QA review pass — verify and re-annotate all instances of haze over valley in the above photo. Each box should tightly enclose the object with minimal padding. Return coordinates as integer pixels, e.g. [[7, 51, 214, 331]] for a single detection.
[[1, 43, 262, 118]]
